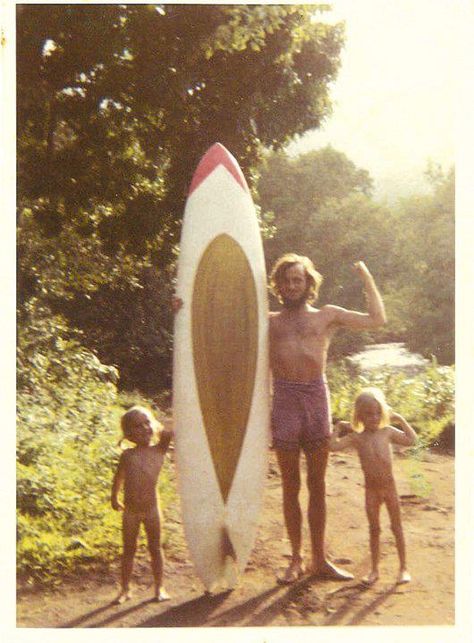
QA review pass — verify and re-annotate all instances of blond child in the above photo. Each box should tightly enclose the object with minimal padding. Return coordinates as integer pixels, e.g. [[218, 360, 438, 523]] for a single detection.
[[111, 406, 172, 603], [330, 387, 417, 585]]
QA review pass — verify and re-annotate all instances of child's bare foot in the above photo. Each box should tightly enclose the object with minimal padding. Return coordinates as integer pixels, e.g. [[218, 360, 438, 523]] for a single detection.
[[310, 560, 354, 581], [113, 589, 133, 605], [277, 559, 305, 585], [152, 588, 171, 602], [362, 570, 379, 586], [397, 569, 411, 584]]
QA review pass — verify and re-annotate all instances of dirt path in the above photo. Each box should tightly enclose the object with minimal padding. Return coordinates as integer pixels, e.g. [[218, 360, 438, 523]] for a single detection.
[[17, 449, 454, 628]]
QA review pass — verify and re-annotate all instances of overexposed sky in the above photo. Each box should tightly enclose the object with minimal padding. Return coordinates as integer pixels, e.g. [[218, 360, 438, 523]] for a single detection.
[[289, 0, 459, 198]]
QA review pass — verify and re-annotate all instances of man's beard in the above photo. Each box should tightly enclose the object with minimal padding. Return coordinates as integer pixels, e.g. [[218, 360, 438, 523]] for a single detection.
[[282, 292, 308, 310]]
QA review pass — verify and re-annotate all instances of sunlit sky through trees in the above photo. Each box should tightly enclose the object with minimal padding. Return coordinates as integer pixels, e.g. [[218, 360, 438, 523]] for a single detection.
[[288, 0, 458, 200]]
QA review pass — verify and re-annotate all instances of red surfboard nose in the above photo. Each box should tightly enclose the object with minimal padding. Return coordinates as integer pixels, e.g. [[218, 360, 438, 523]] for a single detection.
[[188, 143, 249, 196]]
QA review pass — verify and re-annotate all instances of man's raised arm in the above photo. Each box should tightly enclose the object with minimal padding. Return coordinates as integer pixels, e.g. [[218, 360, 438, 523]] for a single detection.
[[356, 261, 386, 327], [327, 261, 386, 330]]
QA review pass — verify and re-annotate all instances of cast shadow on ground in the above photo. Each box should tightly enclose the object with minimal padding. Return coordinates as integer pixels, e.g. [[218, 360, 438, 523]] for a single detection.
[[60, 602, 118, 628], [238, 577, 318, 626], [324, 581, 398, 626], [200, 585, 284, 627], [347, 582, 400, 625], [70, 596, 163, 628], [136, 589, 237, 627], [152, 575, 323, 627], [139, 576, 369, 627], [207, 575, 360, 626]]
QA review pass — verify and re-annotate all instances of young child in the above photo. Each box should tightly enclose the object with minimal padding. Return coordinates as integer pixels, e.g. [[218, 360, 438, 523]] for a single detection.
[[330, 387, 417, 586], [111, 405, 172, 604]]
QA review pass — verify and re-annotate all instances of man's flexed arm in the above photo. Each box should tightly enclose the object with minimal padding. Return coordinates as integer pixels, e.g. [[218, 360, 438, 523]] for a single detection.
[[326, 262, 386, 331], [356, 261, 386, 326]]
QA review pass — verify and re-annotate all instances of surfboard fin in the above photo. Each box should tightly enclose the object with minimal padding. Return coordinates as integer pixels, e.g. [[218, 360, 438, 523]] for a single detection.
[[221, 526, 237, 561], [222, 527, 238, 589]]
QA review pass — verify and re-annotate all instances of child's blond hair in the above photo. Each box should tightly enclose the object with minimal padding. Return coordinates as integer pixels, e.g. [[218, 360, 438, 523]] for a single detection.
[[119, 405, 163, 446], [352, 387, 391, 432]]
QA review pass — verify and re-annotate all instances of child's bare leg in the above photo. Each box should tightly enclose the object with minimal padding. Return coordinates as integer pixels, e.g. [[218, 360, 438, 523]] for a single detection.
[[115, 510, 140, 603], [363, 487, 381, 585], [386, 487, 410, 583], [144, 510, 170, 601]]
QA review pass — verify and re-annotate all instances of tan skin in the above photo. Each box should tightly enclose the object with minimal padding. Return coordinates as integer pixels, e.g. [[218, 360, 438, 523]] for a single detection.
[[331, 398, 417, 584], [111, 411, 172, 603], [173, 260, 385, 583], [270, 261, 386, 582]]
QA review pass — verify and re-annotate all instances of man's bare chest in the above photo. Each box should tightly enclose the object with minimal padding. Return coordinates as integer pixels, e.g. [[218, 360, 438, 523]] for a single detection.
[[271, 315, 329, 343]]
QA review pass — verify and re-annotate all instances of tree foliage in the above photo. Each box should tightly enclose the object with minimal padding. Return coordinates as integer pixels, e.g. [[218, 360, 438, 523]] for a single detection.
[[392, 169, 455, 363], [257, 150, 454, 363], [18, 4, 343, 258], [17, 4, 344, 389], [257, 147, 392, 356]]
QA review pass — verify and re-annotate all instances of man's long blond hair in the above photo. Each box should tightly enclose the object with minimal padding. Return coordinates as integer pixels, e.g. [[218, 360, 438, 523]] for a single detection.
[[270, 253, 323, 304]]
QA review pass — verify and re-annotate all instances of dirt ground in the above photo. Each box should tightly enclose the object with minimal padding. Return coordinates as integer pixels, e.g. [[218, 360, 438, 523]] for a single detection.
[[17, 448, 455, 628]]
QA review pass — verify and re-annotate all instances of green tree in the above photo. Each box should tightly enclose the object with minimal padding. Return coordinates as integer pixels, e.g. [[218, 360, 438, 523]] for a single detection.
[[393, 168, 455, 363], [258, 146, 373, 266], [257, 149, 454, 364], [18, 4, 343, 257], [17, 4, 344, 390], [257, 148, 394, 356]]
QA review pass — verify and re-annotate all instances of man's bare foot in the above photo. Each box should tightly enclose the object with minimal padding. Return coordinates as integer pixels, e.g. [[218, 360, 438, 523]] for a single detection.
[[152, 588, 171, 602], [277, 559, 305, 585], [310, 560, 354, 581], [397, 569, 411, 584], [113, 589, 133, 605], [362, 570, 379, 586]]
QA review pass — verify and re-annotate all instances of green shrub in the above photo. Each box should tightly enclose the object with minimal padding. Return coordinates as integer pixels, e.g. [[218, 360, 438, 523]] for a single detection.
[[327, 359, 454, 447], [18, 298, 453, 587], [17, 299, 177, 586]]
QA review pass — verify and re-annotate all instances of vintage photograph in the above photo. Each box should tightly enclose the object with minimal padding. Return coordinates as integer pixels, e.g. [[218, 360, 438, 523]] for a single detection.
[[13, 1, 463, 634]]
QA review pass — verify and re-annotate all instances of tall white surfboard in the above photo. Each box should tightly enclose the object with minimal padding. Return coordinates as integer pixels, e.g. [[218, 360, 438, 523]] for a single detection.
[[173, 143, 269, 592]]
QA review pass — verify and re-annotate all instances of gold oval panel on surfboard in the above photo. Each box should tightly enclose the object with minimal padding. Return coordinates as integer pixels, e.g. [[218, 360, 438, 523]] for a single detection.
[[192, 233, 258, 503]]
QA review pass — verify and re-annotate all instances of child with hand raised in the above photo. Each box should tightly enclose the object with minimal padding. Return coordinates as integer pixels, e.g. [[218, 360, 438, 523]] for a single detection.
[[330, 388, 417, 586], [111, 405, 172, 604]]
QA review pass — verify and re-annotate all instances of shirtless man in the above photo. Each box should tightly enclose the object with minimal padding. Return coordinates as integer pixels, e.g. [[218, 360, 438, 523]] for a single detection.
[[269, 253, 386, 583]]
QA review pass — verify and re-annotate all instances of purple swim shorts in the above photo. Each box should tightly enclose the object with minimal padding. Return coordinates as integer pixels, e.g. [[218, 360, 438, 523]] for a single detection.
[[271, 377, 332, 451]]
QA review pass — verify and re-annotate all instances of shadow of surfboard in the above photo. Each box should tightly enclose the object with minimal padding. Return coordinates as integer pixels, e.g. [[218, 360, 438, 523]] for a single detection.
[[136, 590, 234, 627]]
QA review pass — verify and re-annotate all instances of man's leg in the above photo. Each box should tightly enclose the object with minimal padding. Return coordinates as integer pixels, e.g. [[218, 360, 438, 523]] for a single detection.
[[275, 448, 305, 583], [305, 444, 354, 580]]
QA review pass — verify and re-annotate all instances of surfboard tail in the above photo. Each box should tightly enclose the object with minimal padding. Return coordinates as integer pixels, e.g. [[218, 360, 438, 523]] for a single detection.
[[221, 526, 237, 561], [222, 526, 238, 589]]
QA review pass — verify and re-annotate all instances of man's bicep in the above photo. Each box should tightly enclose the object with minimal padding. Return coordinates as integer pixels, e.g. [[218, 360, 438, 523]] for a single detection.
[[329, 305, 374, 330]]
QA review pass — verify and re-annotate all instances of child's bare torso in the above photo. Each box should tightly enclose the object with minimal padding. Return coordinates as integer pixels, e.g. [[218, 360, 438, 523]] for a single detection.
[[353, 428, 396, 487], [122, 446, 165, 512]]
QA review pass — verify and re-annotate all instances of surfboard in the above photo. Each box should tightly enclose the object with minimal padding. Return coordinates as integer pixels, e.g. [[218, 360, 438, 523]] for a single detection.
[[173, 143, 269, 592]]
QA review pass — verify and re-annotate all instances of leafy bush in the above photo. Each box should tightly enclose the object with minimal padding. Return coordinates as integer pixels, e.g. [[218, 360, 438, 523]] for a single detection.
[[18, 297, 453, 587], [17, 298, 176, 585], [327, 359, 455, 448]]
